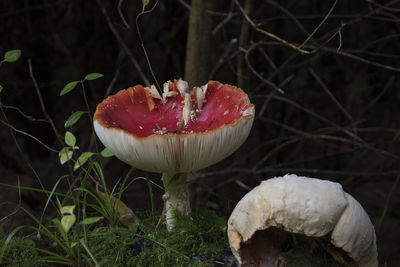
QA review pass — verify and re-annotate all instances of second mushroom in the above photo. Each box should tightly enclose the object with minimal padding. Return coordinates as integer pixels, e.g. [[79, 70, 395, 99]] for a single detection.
[[93, 79, 254, 229]]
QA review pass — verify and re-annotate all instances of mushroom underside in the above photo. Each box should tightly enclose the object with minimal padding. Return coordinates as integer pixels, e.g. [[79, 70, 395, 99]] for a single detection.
[[236, 227, 354, 267]]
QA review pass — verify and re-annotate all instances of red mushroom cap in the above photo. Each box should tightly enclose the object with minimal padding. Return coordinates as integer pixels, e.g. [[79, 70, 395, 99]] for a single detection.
[[93, 79, 254, 173]]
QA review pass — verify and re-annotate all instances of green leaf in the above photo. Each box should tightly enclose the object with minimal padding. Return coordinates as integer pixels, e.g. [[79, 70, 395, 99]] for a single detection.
[[84, 73, 103, 81], [0, 85, 3, 93], [65, 131, 76, 147], [60, 81, 79, 96], [215, 216, 227, 232], [80, 238, 100, 266], [100, 148, 113, 158], [3, 49, 21, 63], [74, 152, 94, 171], [64, 111, 86, 128], [60, 205, 75, 215], [59, 147, 73, 165], [80, 216, 104, 225], [61, 214, 76, 233], [142, 0, 150, 8]]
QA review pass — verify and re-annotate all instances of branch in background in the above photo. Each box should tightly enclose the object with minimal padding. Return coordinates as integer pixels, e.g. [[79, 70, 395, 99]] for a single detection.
[[0, 103, 48, 123], [198, 168, 400, 179], [376, 175, 400, 236], [212, 0, 236, 36], [118, 0, 130, 29], [208, 38, 238, 80], [243, 42, 284, 93], [95, 0, 150, 86], [234, 0, 311, 54], [28, 59, 64, 146], [309, 68, 353, 123], [135, 0, 162, 93], [237, 0, 253, 89], [0, 118, 58, 153]]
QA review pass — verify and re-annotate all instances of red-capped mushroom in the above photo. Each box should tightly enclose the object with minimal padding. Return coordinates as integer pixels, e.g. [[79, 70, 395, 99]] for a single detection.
[[93, 79, 254, 229]]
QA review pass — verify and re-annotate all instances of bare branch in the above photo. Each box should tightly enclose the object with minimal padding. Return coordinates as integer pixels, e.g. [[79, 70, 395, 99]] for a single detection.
[[96, 0, 150, 86], [28, 59, 64, 146]]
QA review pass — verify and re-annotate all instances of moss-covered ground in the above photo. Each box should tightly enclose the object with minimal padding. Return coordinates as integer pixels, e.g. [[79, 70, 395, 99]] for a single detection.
[[0, 210, 235, 267], [0, 210, 383, 267]]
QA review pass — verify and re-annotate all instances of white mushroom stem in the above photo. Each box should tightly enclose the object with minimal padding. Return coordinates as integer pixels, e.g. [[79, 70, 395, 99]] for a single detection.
[[162, 172, 193, 231]]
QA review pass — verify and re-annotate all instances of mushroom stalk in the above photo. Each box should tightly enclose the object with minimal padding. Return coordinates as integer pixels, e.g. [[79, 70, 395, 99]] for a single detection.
[[162, 173, 193, 231]]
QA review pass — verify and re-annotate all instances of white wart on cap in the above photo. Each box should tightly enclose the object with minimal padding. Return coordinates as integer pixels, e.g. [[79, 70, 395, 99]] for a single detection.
[[227, 174, 378, 267]]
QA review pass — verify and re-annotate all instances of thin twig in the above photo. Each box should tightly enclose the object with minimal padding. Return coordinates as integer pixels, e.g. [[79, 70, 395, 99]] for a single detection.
[[80, 82, 99, 153], [309, 68, 353, 122], [209, 38, 238, 80], [0, 177, 22, 224], [298, 0, 338, 49], [197, 168, 400, 179], [0, 118, 58, 153], [28, 59, 64, 146], [376, 175, 400, 236], [322, 46, 400, 72], [0, 103, 48, 123], [104, 67, 121, 98], [118, 0, 130, 29], [212, 0, 235, 35], [0, 101, 51, 206], [136, 0, 161, 93], [95, 0, 150, 86], [360, 75, 395, 116], [177, 0, 190, 9], [264, 0, 311, 39], [256, 46, 277, 70], [243, 43, 284, 93], [234, 0, 311, 54]]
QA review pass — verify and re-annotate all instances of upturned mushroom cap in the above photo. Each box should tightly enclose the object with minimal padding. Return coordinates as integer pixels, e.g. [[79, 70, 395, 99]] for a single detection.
[[93, 79, 254, 173], [227, 174, 378, 267]]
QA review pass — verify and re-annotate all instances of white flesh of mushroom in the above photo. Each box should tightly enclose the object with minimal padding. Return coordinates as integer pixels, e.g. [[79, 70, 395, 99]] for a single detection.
[[181, 93, 192, 128], [193, 86, 205, 111], [162, 81, 178, 103], [176, 79, 189, 96], [148, 84, 162, 100], [227, 174, 378, 267]]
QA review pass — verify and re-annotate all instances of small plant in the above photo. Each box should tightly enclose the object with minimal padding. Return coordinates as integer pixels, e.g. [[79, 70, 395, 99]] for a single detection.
[[0, 49, 21, 92], [0, 51, 140, 265], [0, 49, 21, 67], [0, 209, 233, 266]]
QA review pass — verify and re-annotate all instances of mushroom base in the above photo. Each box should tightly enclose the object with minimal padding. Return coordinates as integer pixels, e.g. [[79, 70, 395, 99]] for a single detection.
[[237, 227, 353, 267], [162, 173, 195, 231]]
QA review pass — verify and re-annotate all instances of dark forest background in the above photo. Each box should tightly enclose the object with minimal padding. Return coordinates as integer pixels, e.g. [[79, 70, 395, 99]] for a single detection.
[[0, 0, 399, 264]]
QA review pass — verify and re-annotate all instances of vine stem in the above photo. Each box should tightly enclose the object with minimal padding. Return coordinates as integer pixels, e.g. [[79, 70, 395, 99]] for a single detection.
[[81, 81, 99, 154], [136, 0, 162, 94], [28, 59, 64, 146]]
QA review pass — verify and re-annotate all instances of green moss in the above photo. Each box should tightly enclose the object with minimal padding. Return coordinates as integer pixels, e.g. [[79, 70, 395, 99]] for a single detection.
[[0, 237, 43, 267], [2, 210, 375, 267], [0, 210, 232, 267], [85, 210, 232, 266]]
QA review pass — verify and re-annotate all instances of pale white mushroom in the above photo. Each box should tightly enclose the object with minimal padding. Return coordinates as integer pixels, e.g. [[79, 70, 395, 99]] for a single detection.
[[227, 174, 378, 267], [94, 79, 254, 230]]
